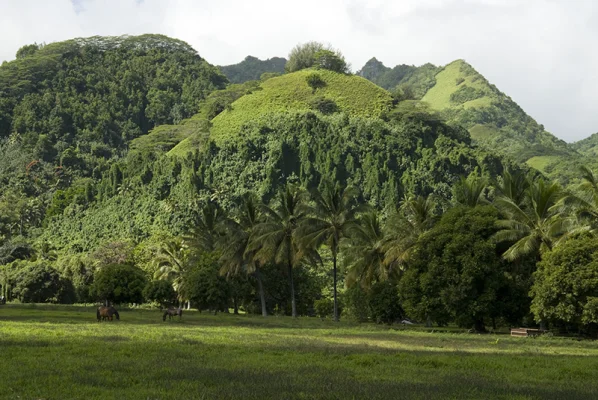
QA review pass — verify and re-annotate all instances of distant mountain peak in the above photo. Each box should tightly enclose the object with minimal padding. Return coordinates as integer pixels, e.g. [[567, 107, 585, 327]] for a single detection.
[[219, 56, 287, 84]]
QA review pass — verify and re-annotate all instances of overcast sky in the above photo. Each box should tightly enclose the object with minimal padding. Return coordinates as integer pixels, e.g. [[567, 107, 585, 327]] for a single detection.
[[1, 0, 596, 142]]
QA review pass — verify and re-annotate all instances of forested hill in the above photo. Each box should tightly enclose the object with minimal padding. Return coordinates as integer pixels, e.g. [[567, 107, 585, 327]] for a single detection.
[[5, 35, 598, 335], [219, 56, 286, 84], [571, 132, 598, 157], [0, 34, 227, 171], [357, 57, 591, 183]]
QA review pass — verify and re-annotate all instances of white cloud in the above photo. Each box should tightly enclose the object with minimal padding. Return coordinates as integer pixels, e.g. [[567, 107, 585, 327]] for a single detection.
[[0, 0, 596, 141]]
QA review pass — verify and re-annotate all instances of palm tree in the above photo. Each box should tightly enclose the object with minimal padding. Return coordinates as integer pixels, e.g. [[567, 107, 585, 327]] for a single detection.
[[493, 169, 530, 207], [383, 194, 438, 271], [250, 184, 314, 318], [153, 237, 191, 307], [494, 178, 572, 261], [561, 166, 598, 232], [185, 200, 226, 253], [344, 211, 388, 288], [453, 175, 488, 207], [299, 180, 361, 321], [218, 192, 268, 317]]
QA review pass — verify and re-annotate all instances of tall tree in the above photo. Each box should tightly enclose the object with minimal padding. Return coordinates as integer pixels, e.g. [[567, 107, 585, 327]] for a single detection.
[[383, 194, 438, 272], [300, 180, 361, 321], [493, 169, 530, 207], [218, 192, 268, 317], [153, 238, 191, 307], [185, 200, 226, 253], [344, 211, 388, 288], [494, 178, 571, 261], [453, 174, 488, 208], [250, 184, 314, 317], [562, 166, 598, 233]]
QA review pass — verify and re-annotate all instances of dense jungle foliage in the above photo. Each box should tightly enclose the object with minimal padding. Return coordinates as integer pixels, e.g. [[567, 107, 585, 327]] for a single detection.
[[2, 37, 598, 336]]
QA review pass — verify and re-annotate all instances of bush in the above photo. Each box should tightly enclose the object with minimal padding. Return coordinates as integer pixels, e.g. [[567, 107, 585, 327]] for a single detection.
[[343, 285, 369, 322], [286, 41, 326, 72], [531, 235, 598, 335], [286, 42, 348, 73], [313, 50, 349, 74], [260, 72, 281, 82], [309, 96, 338, 115], [10, 262, 74, 303], [369, 281, 402, 324], [182, 253, 229, 313], [314, 298, 334, 319], [91, 263, 147, 304], [305, 73, 326, 92], [143, 280, 176, 307]]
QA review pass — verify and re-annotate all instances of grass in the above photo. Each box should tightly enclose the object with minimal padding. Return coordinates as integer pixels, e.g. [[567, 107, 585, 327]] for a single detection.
[[468, 124, 501, 141], [209, 69, 393, 145], [1, 305, 598, 399], [421, 60, 495, 112], [526, 156, 562, 173]]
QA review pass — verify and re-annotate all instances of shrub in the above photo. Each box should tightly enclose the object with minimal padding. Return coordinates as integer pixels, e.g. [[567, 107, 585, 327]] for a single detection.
[[450, 85, 485, 105], [182, 253, 229, 313], [344, 285, 369, 322], [313, 50, 349, 74], [309, 96, 338, 115], [305, 73, 326, 92], [369, 281, 402, 324], [143, 280, 176, 307], [10, 262, 74, 303], [286, 41, 326, 72], [286, 42, 348, 73], [91, 263, 147, 304], [314, 298, 334, 319], [531, 235, 598, 335], [260, 72, 281, 82]]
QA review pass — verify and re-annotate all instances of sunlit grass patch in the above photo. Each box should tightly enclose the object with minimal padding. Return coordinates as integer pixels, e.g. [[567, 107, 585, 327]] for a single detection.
[[1, 304, 598, 399]]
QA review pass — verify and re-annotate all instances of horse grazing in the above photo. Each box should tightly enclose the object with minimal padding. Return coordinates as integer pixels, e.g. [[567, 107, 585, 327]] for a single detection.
[[163, 307, 183, 321], [97, 306, 120, 322]]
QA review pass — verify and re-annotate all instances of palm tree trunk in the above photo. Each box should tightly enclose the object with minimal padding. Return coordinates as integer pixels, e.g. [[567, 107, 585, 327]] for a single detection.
[[289, 261, 297, 318], [255, 266, 268, 317], [333, 251, 339, 322]]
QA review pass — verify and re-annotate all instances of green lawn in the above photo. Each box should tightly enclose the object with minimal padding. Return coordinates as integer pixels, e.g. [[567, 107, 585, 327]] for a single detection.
[[1, 305, 598, 399]]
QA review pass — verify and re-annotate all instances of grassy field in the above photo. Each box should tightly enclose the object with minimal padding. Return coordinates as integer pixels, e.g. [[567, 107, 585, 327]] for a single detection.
[[1, 305, 598, 399]]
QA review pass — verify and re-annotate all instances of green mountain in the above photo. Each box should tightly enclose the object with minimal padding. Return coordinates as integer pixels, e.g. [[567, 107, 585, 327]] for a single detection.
[[0, 34, 226, 243], [0, 34, 226, 170], [219, 55, 286, 84], [359, 58, 588, 183], [357, 57, 440, 99], [571, 133, 598, 158], [209, 68, 394, 145]]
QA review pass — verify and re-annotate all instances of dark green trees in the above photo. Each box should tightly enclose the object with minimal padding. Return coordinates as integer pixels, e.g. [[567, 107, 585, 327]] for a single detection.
[[10, 262, 74, 303], [218, 193, 268, 316], [285, 42, 348, 73], [251, 185, 313, 318], [531, 235, 598, 335], [183, 253, 229, 314], [144, 280, 177, 307], [91, 264, 147, 305], [301, 181, 360, 321], [400, 206, 510, 331]]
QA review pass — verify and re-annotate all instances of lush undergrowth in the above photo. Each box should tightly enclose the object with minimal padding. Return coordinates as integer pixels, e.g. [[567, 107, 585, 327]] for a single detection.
[[209, 69, 393, 145], [1, 305, 598, 399]]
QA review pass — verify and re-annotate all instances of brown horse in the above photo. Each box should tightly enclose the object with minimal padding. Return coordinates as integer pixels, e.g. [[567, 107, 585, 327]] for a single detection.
[[163, 307, 183, 321], [97, 306, 120, 322]]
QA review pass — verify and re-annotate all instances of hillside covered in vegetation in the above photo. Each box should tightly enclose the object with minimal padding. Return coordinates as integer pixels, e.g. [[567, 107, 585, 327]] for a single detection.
[[3, 36, 598, 337]]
